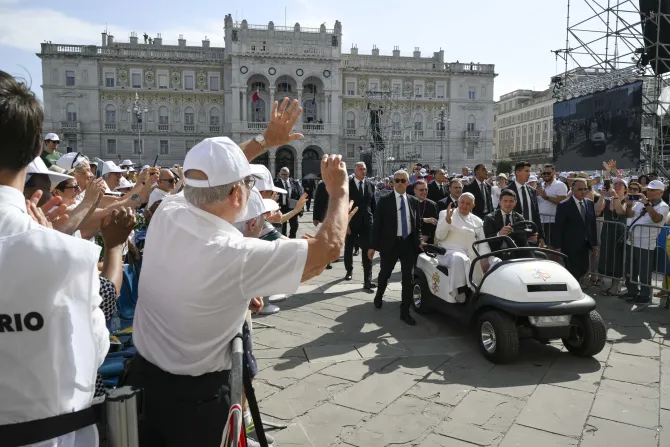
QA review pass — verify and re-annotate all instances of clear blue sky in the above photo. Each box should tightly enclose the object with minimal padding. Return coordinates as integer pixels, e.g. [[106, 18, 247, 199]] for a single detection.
[[0, 0, 618, 101]]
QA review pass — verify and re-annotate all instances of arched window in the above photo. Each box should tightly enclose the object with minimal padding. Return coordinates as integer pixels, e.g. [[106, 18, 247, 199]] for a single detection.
[[304, 83, 317, 94], [277, 82, 291, 93], [467, 114, 476, 132], [392, 112, 401, 136], [414, 113, 423, 133], [184, 107, 195, 131], [303, 98, 317, 123], [105, 104, 116, 123], [251, 81, 266, 92], [66, 103, 77, 122], [252, 98, 266, 122], [158, 106, 169, 125], [210, 108, 221, 131], [345, 111, 355, 129]]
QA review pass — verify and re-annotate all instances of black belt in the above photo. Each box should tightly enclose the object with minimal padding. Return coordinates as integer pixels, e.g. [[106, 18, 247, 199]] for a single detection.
[[0, 402, 104, 447]]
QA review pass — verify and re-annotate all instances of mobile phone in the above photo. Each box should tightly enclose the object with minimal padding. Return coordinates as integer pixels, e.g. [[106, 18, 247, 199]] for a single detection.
[[628, 194, 641, 201], [603, 180, 611, 191]]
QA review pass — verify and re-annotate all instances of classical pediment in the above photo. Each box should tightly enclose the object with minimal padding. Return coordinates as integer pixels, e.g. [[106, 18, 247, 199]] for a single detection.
[[459, 104, 484, 111], [59, 91, 86, 99]]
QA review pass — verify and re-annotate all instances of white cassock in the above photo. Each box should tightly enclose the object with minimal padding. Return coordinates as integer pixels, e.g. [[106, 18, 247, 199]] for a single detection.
[[434, 210, 496, 297]]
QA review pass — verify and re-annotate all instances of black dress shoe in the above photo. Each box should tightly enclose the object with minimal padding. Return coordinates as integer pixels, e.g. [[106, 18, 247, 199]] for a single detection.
[[325, 264, 332, 269], [373, 296, 383, 309], [345, 272, 353, 280], [364, 282, 377, 290], [353, 248, 360, 256], [401, 314, 417, 325]]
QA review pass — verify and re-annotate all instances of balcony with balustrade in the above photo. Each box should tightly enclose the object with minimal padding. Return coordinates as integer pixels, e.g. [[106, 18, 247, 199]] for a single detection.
[[61, 121, 79, 131], [158, 124, 169, 133], [465, 130, 481, 139], [131, 123, 143, 132], [104, 122, 116, 131], [183, 125, 195, 133], [210, 126, 221, 134]]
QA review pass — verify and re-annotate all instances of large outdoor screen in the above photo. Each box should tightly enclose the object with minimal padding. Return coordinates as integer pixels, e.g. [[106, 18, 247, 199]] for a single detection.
[[552, 81, 643, 170]]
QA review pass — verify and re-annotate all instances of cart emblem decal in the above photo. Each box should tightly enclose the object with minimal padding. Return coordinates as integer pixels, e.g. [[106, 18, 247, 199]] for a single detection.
[[532, 269, 551, 281], [431, 272, 440, 293]]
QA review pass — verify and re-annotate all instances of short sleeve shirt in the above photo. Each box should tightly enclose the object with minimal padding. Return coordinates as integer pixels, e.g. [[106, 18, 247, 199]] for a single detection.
[[40, 150, 62, 168], [133, 193, 308, 375], [628, 200, 669, 250]]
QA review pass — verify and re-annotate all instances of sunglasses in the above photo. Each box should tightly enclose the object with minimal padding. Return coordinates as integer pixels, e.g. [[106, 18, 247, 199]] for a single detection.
[[415, 188, 427, 192], [394, 178, 407, 183], [576, 188, 588, 192], [541, 172, 553, 176], [62, 184, 80, 190], [160, 178, 176, 184]]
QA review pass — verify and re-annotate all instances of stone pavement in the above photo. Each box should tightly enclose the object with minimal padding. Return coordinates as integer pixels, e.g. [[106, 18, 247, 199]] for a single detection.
[[251, 212, 670, 447]]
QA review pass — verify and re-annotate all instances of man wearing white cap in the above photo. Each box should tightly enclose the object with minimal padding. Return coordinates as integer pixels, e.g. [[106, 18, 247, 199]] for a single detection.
[[40, 132, 62, 168], [125, 98, 350, 446], [119, 159, 134, 169], [101, 160, 125, 191], [0, 70, 108, 446]]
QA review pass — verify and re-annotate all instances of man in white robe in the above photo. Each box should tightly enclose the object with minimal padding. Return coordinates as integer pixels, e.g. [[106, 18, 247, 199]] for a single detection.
[[434, 192, 498, 301]]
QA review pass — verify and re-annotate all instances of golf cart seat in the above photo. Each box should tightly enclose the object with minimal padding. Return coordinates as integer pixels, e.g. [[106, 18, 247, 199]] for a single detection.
[[436, 265, 449, 276]]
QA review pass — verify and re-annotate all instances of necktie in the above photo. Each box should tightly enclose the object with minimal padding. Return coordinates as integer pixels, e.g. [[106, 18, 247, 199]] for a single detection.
[[400, 196, 409, 239], [358, 180, 363, 197], [579, 200, 586, 222], [521, 185, 530, 220], [505, 213, 511, 226], [284, 181, 289, 205], [480, 182, 487, 212]]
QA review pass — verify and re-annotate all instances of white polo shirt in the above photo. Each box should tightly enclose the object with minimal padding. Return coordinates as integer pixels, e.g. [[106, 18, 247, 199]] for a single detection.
[[538, 180, 568, 223], [0, 185, 107, 446], [133, 193, 308, 376], [628, 200, 669, 250]]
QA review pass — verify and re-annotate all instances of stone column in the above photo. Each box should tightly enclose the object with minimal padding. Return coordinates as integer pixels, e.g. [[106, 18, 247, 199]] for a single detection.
[[296, 88, 303, 131], [269, 87, 275, 122], [296, 151, 303, 179], [269, 149, 276, 176], [232, 86, 240, 123], [242, 91, 248, 124]]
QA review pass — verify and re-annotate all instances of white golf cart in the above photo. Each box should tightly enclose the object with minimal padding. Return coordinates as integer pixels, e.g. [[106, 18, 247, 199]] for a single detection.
[[413, 220, 607, 363]]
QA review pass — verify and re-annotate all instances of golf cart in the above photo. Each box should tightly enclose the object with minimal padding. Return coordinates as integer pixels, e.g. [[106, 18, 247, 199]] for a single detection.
[[413, 220, 606, 363], [589, 131, 607, 154]]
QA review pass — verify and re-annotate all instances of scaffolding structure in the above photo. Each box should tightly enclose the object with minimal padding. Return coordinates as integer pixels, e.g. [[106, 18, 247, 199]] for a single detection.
[[361, 88, 424, 177], [551, 0, 670, 176]]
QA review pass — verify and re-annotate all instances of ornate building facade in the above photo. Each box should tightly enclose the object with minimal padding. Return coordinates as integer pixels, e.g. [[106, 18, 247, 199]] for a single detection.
[[38, 16, 497, 178]]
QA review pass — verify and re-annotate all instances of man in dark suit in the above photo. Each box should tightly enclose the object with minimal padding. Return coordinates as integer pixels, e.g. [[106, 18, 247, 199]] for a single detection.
[[503, 161, 545, 245], [553, 178, 598, 281], [463, 164, 493, 219], [369, 169, 423, 325], [427, 169, 449, 203], [413, 179, 439, 244], [437, 178, 464, 211], [483, 189, 539, 260], [345, 162, 377, 290], [275, 166, 304, 238]]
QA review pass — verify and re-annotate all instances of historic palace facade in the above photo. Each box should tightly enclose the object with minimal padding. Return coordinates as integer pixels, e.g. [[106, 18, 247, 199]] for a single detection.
[[39, 15, 497, 177]]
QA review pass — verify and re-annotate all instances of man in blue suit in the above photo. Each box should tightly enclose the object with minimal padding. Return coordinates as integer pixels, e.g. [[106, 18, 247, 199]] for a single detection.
[[553, 178, 598, 281]]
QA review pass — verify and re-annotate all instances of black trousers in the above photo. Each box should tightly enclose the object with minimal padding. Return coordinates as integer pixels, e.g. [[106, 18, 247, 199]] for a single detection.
[[625, 245, 654, 302], [344, 227, 372, 282], [124, 354, 231, 447], [375, 235, 416, 315], [280, 205, 299, 238], [564, 240, 591, 281]]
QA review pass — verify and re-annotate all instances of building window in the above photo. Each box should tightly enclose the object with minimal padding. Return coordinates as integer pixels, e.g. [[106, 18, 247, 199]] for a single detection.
[[414, 83, 424, 98], [184, 74, 194, 90], [251, 81, 266, 92], [346, 143, 355, 158], [66, 103, 77, 122], [346, 81, 355, 95], [158, 106, 169, 131], [468, 87, 476, 100], [133, 139, 143, 155], [536, 123, 540, 133], [158, 72, 168, 89], [543, 121, 548, 131], [346, 111, 355, 136], [131, 72, 142, 88], [277, 82, 291, 93], [467, 115, 476, 132], [106, 139, 117, 155], [105, 72, 115, 87], [159, 140, 169, 155], [184, 107, 195, 131], [436, 84, 445, 99], [209, 74, 220, 91], [466, 142, 475, 159], [185, 140, 196, 152], [392, 81, 402, 95], [65, 70, 75, 86], [105, 105, 116, 130], [369, 79, 379, 91], [210, 108, 221, 132], [415, 144, 422, 158]]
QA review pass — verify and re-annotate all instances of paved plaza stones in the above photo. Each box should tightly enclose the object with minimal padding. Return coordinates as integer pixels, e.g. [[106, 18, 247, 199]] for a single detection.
[[251, 213, 670, 446]]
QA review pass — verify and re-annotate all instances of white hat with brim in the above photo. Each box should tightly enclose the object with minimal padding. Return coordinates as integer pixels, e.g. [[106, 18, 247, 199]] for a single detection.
[[184, 137, 256, 188], [26, 156, 73, 185], [235, 187, 280, 223], [56, 152, 89, 171], [102, 161, 125, 176], [115, 177, 135, 190], [613, 178, 628, 187], [44, 132, 60, 142], [497, 173, 508, 180], [119, 159, 135, 167], [647, 180, 665, 191], [528, 175, 538, 182], [252, 164, 287, 194]]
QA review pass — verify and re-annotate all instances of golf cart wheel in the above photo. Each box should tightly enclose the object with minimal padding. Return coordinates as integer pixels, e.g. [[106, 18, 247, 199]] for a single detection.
[[476, 311, 519, 363], [562, 311, 607, 358], [412, 276, 431, 314]]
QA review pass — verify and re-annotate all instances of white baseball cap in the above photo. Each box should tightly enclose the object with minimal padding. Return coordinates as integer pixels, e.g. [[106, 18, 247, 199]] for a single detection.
[[25, 156, 73, 185], [528, 175, 538, 182], [119, 159, 135, 167], [253, 164, 287, 194], [102, 161, 125, 176], [115, 177, 135, 190], [44, 133, 60, 142], [234, 187, 280, 223], [647, 180, 665, 191], [184, 137, 253, 188], [56, 152, 88, 170]]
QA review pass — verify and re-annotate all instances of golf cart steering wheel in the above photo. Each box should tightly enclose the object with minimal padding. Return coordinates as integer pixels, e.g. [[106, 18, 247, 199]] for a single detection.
[[510, 220, 537, 239]]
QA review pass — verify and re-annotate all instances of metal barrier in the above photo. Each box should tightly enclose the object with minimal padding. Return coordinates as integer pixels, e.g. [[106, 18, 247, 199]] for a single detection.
[[627, 223, 670, 307]]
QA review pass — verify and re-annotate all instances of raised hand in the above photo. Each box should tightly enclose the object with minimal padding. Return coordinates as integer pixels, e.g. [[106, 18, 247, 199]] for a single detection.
[[263, 98, 304, 148], [321, 154, 348, 196], [101, 207, 136, 249], [445, 203, 455, 224], [82, 178, 106, 207], [294, 193, 308, 211]]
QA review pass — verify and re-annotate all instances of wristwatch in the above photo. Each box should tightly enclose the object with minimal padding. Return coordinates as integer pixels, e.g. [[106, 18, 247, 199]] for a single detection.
[[254, 134, 268, 152], [130, 193, 142, 207]]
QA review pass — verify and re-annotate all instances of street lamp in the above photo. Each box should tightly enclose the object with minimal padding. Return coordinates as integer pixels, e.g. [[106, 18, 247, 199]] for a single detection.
[[127, 92, 148, 166], [435, 106, 451, 172]]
